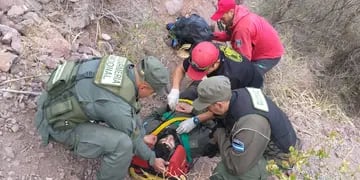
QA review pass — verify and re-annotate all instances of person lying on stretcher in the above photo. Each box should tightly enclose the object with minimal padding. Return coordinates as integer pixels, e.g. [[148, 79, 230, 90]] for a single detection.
[[129, 100, 218, 179]]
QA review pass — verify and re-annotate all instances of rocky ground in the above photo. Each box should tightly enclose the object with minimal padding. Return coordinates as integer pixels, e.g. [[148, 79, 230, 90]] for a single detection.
[[0, 0, 359, 179]]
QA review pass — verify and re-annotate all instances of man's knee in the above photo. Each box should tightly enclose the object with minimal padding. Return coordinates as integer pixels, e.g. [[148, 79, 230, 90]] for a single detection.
[[101, 130, 133, 157], [73, 124, 133, 158], [113, 135, 133, 155], [210, 159, 268, 180]]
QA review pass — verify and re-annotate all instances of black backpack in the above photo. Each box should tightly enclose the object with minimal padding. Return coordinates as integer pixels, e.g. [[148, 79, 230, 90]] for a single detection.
[[168, 14, 213, 47]]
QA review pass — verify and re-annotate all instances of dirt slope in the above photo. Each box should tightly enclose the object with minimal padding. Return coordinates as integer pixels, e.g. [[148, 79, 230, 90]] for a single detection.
[[0, 0, 359, 179]]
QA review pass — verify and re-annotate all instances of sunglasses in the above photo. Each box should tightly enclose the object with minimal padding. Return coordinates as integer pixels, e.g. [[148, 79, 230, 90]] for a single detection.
[[188, 58, 211, 72], [188, 49, 221, 72]]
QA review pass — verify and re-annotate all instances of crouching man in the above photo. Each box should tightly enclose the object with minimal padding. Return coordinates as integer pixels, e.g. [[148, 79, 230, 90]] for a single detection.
[[192, 76, 298, 180], [35, 55, 169, 180]]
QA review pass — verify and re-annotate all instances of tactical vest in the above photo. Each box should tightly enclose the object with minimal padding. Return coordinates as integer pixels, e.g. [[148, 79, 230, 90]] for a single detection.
[[44, 55, 139, 130], [93, 55, 140, 112], [223, 88, 297, 153]]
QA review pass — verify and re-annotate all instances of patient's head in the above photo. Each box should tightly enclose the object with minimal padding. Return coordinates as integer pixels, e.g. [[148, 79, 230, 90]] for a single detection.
[[155, 129, 180, 160]]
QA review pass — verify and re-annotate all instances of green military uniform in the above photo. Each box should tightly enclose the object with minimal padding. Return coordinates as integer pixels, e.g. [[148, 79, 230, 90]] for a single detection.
[[35, 56, 169, 180], [210, 114, 270, 180]]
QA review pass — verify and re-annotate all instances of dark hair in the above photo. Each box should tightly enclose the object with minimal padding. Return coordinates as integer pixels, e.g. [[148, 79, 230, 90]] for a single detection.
[[154, 128, 181, 161], [155, 143, 173, 161]]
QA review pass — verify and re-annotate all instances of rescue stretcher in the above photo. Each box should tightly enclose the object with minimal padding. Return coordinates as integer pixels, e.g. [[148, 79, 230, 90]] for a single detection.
[[129, 99, 195, 180]]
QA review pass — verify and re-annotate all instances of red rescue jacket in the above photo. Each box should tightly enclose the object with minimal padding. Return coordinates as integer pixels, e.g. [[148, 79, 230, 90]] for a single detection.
[[213, 5, 284, 61]]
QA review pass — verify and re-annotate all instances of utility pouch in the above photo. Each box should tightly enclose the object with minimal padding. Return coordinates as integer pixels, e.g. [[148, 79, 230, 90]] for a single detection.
[[46, 61, 79, 95], [45, 95, 88, 130]]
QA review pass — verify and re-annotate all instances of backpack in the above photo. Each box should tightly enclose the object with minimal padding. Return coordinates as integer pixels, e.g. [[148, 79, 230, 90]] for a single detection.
[[167, 14, 213, 48]]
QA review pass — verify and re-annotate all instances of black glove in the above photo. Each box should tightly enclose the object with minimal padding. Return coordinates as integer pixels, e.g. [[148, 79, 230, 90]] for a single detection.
[[202, 143, 219, 158]]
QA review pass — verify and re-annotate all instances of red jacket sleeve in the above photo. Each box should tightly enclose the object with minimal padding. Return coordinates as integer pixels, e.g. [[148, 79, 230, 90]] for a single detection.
[[213, 31, 230, 42], [232, 28, 253, 60]]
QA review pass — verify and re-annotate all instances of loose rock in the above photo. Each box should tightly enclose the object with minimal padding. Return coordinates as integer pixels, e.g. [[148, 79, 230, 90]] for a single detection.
[[1, 32, 13, 44], [23, 12, 42, 24], [25, 0, 42, 11], [0, 52, 18, 72], [4, 146, 15, 159], [0, 0, 17, 11], [0, 24, 22, 53], [7, 5, 27, 17], [10, 124, 20, 133], [101, 33, 111, 41], [65, 15, 90, 29], [165, 0, 183, 15]]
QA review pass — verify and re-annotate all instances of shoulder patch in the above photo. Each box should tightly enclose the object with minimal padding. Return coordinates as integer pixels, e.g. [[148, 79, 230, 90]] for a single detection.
[[246, 87, 269, 112], [232, 138, 245, 153], [235, 39, 242, 48]]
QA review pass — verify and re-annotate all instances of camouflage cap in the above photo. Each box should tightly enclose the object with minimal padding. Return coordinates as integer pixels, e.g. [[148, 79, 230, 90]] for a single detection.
[[193, 75, 232, 111], [138, 56, 169, 94]]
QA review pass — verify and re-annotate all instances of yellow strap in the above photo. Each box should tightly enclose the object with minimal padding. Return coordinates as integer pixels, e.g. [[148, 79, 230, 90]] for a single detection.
[[178, 98, 193, 105], [151, 117, 188, 135], [151, 99, 193, 135], [129, 167, 163, 180]]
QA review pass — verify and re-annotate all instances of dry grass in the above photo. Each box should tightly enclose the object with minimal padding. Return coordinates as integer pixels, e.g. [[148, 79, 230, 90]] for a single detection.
[[260, 0, 360, 120], [261, 24, 360, 178], [18, 0, 359, 178]]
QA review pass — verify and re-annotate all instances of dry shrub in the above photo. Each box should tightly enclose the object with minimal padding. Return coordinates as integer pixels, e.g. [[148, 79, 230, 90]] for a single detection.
[[254, 0, 360, 118]]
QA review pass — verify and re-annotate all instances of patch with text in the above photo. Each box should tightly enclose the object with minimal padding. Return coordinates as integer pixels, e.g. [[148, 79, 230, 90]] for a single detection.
[[100, 55, 127, 86], [246, 87, 269, 112]]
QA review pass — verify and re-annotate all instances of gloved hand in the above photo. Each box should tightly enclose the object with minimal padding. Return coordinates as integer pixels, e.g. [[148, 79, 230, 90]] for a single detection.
[[176, 117, 197, 134], [167, 89, 180, 110]]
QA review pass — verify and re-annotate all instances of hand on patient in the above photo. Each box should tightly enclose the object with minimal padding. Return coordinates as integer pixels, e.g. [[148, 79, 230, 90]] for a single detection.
[[175, 102, 193, 113], [144, 134, 157, 149]]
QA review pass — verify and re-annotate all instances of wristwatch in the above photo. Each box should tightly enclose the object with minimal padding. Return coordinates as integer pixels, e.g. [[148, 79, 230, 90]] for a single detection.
[[192, 116, 200, 125]]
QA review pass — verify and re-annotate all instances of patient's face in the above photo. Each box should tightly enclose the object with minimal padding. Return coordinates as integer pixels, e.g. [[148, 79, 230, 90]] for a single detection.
[[158, 134, 176, 151]]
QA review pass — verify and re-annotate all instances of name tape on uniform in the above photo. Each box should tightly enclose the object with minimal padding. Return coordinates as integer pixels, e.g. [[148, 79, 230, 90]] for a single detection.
[[100, 55, 127, 86], [246, 87, 269, 112]]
